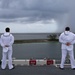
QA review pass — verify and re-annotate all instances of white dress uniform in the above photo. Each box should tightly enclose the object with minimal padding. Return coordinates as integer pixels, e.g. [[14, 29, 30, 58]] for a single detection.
[[59, 31, 75, 69], [0, 32, 14, 69]]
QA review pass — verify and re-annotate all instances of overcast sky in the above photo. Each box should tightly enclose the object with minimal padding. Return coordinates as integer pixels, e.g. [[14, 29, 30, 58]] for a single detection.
[[0, 0, 75, 33]]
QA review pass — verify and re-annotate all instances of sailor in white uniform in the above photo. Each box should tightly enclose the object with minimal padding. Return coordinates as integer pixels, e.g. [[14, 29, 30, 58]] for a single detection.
[[0, 27, 14, 70], [59, 27, 75, 70]]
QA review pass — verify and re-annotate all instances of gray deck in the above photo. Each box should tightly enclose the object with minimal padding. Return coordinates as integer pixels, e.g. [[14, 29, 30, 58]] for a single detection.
[[0, 65, 75, 75]]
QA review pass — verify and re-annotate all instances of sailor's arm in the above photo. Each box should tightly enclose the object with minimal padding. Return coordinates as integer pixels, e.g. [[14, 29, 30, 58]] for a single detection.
[[59, 34, 67, 44], [70, 34, 75, 45], [9, 34, 14, 46], [0, 35, 5, 47]]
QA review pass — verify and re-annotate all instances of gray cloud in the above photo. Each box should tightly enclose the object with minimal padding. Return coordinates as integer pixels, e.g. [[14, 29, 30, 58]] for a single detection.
[[0, 0, 75, 32], [0, 0, 69, 18]]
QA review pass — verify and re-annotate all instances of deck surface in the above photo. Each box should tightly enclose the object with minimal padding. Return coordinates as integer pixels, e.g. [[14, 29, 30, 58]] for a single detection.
[[0, 65, 75, 75]]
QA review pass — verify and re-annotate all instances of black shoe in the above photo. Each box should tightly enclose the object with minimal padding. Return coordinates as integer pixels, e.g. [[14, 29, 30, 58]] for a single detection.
[[10, 65, 15, 70], [59, 67, 64, 70], [72, 68, 75, 70]]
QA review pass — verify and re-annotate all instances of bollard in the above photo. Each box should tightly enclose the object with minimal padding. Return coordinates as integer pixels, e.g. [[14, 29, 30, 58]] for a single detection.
[[47, 60, 53, 65], [29, 59, 36, 65]]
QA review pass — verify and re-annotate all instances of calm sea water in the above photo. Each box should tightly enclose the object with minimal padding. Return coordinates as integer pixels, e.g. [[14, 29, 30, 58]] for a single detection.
[[0, 42, 75, 60], [13, 33, 51, 40], [0, 33, 75, 60], [0, 42, 61, 60], [11, 33, 59, 40]]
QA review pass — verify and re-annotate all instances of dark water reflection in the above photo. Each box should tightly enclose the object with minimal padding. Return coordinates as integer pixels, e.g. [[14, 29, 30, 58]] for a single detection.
[[0, 41, 75, 60]]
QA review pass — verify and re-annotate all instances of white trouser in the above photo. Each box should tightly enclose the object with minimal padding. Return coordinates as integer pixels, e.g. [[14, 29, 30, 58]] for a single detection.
[[1, 50, 13, 69], [60, 49, 75, 68]]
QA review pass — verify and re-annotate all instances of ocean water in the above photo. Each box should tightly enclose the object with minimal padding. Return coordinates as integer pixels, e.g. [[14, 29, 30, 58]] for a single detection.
[[13, 33, 52, 40], [0, 41, 61, 60], [12, 33, 59, 40], [0, 33, 75, 60], [0, 41, 75, 60]]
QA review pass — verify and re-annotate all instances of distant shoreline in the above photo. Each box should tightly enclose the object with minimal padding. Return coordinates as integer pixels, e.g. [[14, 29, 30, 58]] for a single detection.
[[14, 39, 58, 44]]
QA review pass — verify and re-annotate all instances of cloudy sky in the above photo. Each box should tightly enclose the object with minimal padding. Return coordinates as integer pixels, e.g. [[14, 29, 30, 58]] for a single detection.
[[0, 0, 75, 33]]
